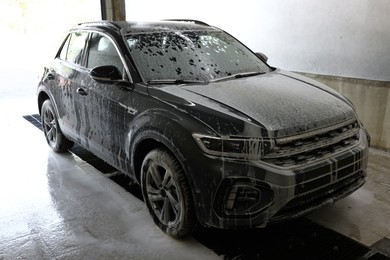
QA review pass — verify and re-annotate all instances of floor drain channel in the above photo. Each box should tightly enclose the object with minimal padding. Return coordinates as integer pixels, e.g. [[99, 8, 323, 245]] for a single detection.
[[192, 218, 389, 259]]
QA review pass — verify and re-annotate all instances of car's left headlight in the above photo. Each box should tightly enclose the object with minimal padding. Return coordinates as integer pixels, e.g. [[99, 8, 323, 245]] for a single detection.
[[192, 133, 267, 160]]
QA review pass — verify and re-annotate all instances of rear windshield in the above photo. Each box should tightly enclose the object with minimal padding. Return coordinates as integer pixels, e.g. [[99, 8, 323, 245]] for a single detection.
[[126, 30, 271, 83]]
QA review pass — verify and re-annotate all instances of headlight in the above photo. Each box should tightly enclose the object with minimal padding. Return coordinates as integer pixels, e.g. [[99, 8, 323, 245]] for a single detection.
[[192, 133, 266, 160]]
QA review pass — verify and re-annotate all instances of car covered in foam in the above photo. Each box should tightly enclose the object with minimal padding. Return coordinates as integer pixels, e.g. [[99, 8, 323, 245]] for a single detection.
[[37, 20, 370, 237]]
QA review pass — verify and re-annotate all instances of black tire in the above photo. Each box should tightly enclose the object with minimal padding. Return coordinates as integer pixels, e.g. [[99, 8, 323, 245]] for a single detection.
[[141, 148, 196, 237], [41, 99, 73, 153]]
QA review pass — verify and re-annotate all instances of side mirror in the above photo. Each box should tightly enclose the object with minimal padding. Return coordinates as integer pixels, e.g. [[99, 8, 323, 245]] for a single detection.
[[90, 65, 122, 83], [255, 52, 268, 63]]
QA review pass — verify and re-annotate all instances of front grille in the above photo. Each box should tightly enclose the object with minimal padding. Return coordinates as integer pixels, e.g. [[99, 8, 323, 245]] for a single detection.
[[272, 170, 365, 222], [263, 118, 360, 167]]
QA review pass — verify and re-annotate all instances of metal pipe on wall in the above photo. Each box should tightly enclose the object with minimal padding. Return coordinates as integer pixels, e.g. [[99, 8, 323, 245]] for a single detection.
[[100, 0, 126, 21]]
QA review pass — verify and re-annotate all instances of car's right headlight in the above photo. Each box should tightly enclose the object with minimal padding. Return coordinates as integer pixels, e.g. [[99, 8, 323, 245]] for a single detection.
[[192, 133, 267, 160]]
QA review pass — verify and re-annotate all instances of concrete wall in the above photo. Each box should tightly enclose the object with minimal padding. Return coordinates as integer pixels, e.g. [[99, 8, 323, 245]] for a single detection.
[[250, 0, 390, 82], [301, 74, 390, 151]]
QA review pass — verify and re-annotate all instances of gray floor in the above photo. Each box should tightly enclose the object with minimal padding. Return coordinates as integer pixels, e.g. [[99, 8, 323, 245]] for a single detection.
[[0, 92, 389, 259]]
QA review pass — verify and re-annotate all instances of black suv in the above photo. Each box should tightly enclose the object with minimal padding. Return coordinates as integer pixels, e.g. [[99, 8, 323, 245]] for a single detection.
[[37, 20, 369, 237]]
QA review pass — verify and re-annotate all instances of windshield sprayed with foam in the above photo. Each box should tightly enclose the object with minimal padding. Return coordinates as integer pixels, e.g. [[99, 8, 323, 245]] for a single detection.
[[126, 30, 271, 83]]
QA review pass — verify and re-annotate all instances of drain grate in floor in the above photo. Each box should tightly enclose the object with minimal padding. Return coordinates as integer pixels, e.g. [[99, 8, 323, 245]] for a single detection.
[[192, 218, 388, 259], [23, 114, 390, 260], [22, 114, 42, 130]]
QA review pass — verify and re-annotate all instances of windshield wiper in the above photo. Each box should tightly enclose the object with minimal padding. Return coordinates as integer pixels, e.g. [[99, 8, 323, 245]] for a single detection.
[[211, 71, 266, 82], [147, 79, 206, 85]]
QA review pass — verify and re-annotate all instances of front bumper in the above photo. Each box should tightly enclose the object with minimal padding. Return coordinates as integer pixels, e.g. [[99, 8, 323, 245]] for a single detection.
[[189, 129, 369, 229]]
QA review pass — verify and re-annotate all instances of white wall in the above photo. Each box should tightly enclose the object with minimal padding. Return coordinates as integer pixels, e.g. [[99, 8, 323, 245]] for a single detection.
[[126, 0, 390, 81], [0, 0, 101, 68]]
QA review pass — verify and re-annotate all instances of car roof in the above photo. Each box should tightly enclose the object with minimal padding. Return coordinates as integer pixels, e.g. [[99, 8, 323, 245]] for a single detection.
[[73, 20, 219, 35]]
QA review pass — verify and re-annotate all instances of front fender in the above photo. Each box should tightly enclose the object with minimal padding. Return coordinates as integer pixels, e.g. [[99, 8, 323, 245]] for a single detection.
[[127, 109, 214, 214], [128, 108, 214, 172]]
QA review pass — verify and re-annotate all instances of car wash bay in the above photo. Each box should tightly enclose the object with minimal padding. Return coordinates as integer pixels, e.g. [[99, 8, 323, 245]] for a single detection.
[[1, 0, 390, 259]]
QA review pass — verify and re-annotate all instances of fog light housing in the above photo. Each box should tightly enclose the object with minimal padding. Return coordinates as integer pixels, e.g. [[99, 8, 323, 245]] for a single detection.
[[226, 185, 260, 212], [213, 178, 274, 218]]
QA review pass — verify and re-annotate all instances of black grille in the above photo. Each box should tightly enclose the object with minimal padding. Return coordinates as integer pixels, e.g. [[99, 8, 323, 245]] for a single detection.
[[264, 118, 360, 167], [272, 170, 365, 222]]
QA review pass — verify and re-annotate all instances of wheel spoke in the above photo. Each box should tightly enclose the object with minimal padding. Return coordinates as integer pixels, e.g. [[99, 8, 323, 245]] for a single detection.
[[165, 177, 175, 189], [147, 186, 164, 202], [149, 165, 162, 187], [149, 194, 164, 202], [147, 186, 160, 195], [45, 110, 52, 121], [43, 117, 51, 127], [47, 128, 54, 141], [160, 197, 171, 224], [52, 124, 57, 137], [162, 170, 171, 186], [166, 190, 180, 217]]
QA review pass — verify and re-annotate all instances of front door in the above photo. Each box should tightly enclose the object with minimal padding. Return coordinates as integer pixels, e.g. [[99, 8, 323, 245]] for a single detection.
[[76, 32, 135, 168]]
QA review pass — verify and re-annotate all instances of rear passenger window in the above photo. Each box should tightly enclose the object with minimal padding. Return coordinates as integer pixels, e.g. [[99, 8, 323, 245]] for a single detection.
[[86, 33, 124, 74], [66, 32, 89, 65]]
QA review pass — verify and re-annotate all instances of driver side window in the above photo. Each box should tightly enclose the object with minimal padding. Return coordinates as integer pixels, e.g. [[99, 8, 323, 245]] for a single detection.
[[86, 33, 124, 77]]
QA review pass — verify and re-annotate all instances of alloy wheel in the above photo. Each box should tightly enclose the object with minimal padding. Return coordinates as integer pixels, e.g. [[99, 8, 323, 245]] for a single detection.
[[43, 107, 57, 146], [145, 162, 183, 226]]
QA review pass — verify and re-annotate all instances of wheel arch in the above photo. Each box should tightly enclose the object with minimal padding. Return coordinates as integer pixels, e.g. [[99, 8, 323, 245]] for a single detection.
[[38, 90, 50, 115], [128, 110, 213, 207], [132, 137, 165, 183], [131, 130, 200, 234], [131, 129, 193, 184]]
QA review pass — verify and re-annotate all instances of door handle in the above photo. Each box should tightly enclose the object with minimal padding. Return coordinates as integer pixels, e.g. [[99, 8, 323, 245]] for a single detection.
[[77, 88, 88, 96]]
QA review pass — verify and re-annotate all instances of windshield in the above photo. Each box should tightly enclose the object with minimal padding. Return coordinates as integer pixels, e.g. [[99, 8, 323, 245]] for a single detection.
[[126, 30, 271, 83]]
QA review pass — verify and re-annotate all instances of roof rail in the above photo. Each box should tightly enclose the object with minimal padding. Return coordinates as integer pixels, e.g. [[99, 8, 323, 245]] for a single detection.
[[162, 19, 210, 26], [76, 20, 122, 30], [106, 21, 122, 30]]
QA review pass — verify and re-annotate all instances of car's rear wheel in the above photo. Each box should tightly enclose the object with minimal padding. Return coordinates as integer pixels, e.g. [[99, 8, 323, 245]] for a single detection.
[[41, 99, 73, 153], [141, 148, 195, 237]]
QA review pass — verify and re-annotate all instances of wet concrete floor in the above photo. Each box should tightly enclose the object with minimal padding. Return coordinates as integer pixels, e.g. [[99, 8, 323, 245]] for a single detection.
[[1, 95, 390, 259]]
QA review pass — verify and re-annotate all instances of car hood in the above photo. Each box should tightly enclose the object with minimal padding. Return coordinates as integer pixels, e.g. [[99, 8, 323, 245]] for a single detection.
[[148, 70, 356, 138]]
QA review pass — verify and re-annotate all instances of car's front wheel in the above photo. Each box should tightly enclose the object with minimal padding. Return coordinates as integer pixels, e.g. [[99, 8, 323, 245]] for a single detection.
[[141, 148, 195, 237], [41, 99, 73, 153]]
